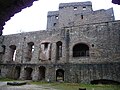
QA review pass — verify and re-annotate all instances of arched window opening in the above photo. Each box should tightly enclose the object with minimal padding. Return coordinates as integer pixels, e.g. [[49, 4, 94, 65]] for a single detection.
[[56, 69, 64, 82], [73, 43, 89, 57], [26, 42, 34, 61], [9, 45, 16, 61], [56, 41, 62, 60], [38, 66, 46, 80]]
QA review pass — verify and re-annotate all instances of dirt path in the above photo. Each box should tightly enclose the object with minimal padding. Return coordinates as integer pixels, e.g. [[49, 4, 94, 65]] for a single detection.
[[0, 82, 58, 90]]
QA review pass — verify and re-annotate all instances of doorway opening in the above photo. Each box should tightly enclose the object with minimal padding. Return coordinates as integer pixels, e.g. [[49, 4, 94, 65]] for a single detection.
[[56, 69, 64, 82], [38, 66, 46, 81]]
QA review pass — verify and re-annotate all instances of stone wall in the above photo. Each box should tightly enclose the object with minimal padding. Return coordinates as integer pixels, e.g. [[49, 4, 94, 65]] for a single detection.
[[0, 1, 120, 84], [47, 1, 114, 30]]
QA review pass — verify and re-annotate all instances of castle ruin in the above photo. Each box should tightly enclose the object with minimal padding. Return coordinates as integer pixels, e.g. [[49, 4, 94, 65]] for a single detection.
[[0, 1, 120, 84]]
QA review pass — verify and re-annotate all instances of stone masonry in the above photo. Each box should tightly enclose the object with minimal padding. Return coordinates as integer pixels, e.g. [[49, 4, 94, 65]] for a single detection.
[[0, 1, 120, 84]]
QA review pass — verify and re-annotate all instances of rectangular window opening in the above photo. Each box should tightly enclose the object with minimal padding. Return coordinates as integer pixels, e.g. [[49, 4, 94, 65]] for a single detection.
[[53, 23, 57, 26], [81, 15, 83, 19], [83, 6, 86, 10], [55, 16, 59, 19], [74, 7, 77, 10], [13, 50, 16, 61], [44, 43, 49, 50], [32, 45, 35, 52]]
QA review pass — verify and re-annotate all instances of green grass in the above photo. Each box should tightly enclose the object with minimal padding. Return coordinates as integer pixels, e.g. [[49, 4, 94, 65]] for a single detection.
[[0, 78, 120, 90], [0, 77, 22, 81], [30, 81, 120, 90], [0, 77, 15, 81]]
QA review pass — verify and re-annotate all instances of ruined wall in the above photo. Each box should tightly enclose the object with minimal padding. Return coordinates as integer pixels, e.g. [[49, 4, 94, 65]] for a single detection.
[[47, 1, 114, 30], [1, 29, 67, 65], [0, 20, 120, 83], [65, 63, 120, 83], [0, 1, 120, 84], [68, 21, 120, 63]]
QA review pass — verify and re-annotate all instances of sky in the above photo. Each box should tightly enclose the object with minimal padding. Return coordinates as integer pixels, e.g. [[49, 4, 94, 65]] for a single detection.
[[3, 0, 120, 35]]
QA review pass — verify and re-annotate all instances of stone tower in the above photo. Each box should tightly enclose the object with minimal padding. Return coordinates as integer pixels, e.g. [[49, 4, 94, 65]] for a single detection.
[[47, 1, 114, 30]]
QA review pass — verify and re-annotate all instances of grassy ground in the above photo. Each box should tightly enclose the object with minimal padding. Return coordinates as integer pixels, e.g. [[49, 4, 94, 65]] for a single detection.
[[31, 82, 120, 90], [0, 77, 16, 81], [0, 78, 120, 90]]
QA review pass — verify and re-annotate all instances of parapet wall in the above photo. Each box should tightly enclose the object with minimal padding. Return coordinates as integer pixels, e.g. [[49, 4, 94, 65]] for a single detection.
[[59, 1, 92, 8]]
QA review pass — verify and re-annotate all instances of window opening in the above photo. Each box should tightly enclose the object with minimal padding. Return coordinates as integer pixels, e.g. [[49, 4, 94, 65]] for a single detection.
[[9, 45, 16, 61], [26, 42, 34, 61], [53, 23, 57, 26], [83, 6, 86, 10], [32, 45, 35, 52], [39, 66, 46, 80], [92, 44, 94, 47], [56, 69, 64, 82], [40, 42, 51, 60], [56, 41, 62, 60], [2, 45, 6, 54], [81, 15, 83, 19], [55, 16, 59, 19], [13, 50, 16, 61], [74, 7, 77, 10], [44, 43, 49, 50], [73, 43, 89, 57]]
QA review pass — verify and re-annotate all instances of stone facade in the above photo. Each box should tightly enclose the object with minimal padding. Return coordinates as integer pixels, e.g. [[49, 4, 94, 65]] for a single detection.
[[0, 1, 120, 84]]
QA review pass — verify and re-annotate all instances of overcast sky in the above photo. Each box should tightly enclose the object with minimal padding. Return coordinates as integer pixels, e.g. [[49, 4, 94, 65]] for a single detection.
[[3, 0, 120, 35]]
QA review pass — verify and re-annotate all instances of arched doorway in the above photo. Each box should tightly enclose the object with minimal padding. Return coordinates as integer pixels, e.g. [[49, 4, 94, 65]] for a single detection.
[[14, 66, 21, 80], [56, 69, 64, 82], [73, 43, 89, 57], [38, 66, 46, 80], [24, 67, 33, 80]]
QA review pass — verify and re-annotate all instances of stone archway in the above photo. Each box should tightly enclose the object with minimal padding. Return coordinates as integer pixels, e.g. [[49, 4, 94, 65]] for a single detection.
[[56, 69, 64, 82], [38, 66, 46, 80], [14, 66, 21, 80], [24, 67, 33, 80]]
